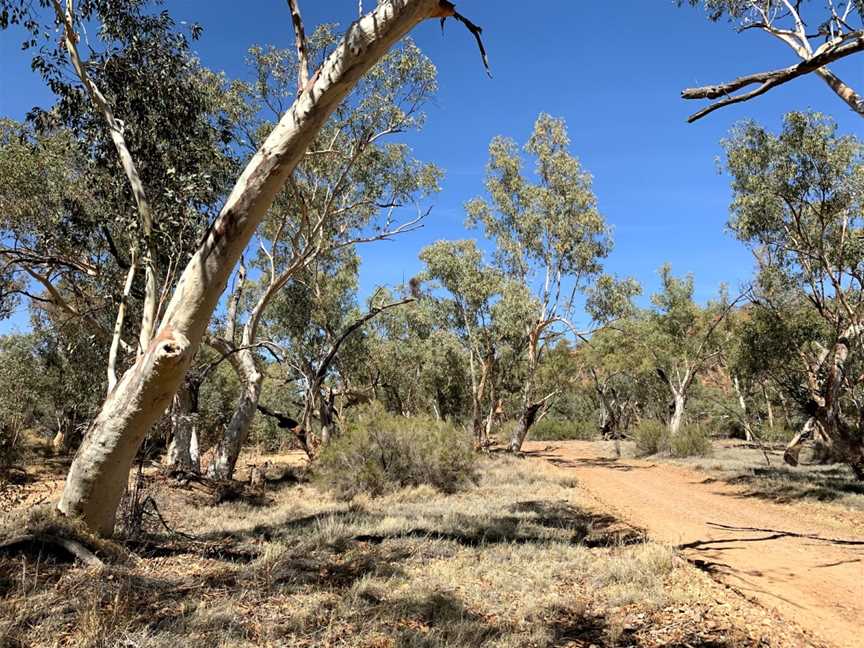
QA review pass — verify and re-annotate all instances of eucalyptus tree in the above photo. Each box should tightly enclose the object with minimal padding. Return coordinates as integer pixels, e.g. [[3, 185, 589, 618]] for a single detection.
[[681, 0, 864, 121], [572, 325, 650, 440], [642, 265, 736, 436], [466, 114, 633, 452], [204, 37, 441, 478], [354, 292, 471, 420], [419, 240, 506, 443], [1, 0, 487, 534], [0, 4, 241, 398], [724, 112, 864, 477], [249, 250, 414, 458]]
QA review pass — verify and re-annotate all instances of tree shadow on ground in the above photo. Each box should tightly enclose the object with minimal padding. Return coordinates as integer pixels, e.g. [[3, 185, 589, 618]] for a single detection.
[[508, 500, 645, 546], [546, 602, 753, 648], [722, 465, 864, 506], [194, 498, 646, 550], [521, 449, 656, 472]]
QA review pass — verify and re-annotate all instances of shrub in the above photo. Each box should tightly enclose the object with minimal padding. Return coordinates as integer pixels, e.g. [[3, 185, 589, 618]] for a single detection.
[[530, 418, 597, 441], [316, 403, 478, 499], [669, 425, 713, 458], [757, 425, 798, 444], [634, 421, 712, 458], [633, 420, 669, 457]]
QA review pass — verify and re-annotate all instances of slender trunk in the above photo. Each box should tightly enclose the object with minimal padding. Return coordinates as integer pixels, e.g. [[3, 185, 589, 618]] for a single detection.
[[57, 0, 443, 535], [107, 259, 137, 393], [165, 382, 200, 472], [732, 375, 753, 442], [207, 347, 262, 479], [472, 359, 489, 443], [778, 390, 790, 428], [762, 383, 775, 431], [668, 393, 686, 436]]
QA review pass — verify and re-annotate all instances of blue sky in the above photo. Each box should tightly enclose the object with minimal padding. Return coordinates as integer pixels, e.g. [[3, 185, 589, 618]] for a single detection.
[[2, 0, 863, 333]]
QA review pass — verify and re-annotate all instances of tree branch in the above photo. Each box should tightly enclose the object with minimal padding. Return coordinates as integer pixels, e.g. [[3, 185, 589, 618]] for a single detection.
[[682, 34, 864, 122], [287, 0, 310, 93], [51, 0, 159, 347]]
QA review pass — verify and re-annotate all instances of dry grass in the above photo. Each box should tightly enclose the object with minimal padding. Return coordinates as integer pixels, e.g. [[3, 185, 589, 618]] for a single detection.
[[0, 454, 819, 647]]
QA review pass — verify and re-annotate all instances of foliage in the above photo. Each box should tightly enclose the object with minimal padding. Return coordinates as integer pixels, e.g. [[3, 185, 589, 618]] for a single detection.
[[634, 420, 713, 458], [529, 418, 597, 441], [0, 329, 104, 446], [634, 420, 671, 457], [316, 403, 477, 499], [724, 112, 864, 472]]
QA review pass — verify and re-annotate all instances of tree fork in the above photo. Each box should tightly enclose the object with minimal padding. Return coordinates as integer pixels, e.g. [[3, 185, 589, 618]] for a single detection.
[[56, 0, 483, 535]]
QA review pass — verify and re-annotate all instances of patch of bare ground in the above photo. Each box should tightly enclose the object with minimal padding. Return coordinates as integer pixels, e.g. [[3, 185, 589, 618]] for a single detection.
[[613, 438, 864, 530], [524, 440, 863, 648], [0, 452, 827, 647]]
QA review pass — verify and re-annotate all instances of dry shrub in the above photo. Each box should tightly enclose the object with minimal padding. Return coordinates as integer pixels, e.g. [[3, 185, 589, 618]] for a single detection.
[[316, 403, 478, 499], [634, 420, 669, 457], [634, 421, 712, 458], [670, 425, 713, 458]]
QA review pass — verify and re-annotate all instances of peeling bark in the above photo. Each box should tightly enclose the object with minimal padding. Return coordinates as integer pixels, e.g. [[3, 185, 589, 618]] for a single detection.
[[165, 380, 200, 473], [57, 0, 449, 535], [58, 330, 192, 535]]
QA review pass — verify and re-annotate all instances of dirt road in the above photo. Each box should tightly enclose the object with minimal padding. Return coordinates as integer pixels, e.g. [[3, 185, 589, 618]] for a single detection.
[[524, 441, 864, 648]]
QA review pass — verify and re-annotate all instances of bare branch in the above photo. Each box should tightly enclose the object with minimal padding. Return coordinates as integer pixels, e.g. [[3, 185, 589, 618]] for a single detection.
[[51, 0, 160, 347], [437, 1, 492, 77], [286, 0, 310, 93], [682, 34, 864, 122]]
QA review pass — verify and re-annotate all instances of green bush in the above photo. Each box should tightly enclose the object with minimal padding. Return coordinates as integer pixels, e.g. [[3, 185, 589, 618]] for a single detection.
[[316, 403, 478, 499], [756, 425, 798, 444], [530, 418, 597, 441], [634, 421, 712, 458], [669, 425, 713, 458], [634, 420, 669, 457]]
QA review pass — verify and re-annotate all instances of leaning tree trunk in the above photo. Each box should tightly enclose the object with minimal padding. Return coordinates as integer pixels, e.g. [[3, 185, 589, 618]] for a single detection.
[[207, 285, 269, 481], [509, 398, 545, 453], [208, 349, 263, 479], [783, 333, 864, 480], [815, 68, 864, 117], [57, 0, 448, 536], [508, 333, 539, 453]]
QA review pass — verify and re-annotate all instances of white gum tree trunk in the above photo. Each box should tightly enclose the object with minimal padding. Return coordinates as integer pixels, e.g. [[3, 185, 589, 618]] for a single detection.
[[57, 0, 448, 535], [207, 344, 263, 480], [508, 331, 542, 453], [165, 382, 201, 472], [668, 392, 686, 436]]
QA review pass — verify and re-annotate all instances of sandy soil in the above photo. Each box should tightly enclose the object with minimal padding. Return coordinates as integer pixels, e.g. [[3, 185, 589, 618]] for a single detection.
[[523, 440, 864, 648]]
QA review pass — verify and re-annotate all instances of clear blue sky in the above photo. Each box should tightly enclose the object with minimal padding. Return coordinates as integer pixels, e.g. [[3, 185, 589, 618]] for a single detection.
[[2, 0, 863, 333]]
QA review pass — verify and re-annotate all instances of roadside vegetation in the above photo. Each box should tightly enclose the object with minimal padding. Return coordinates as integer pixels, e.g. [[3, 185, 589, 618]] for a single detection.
[[0, 451, 818, 647], [1, 0, 863, 646]]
